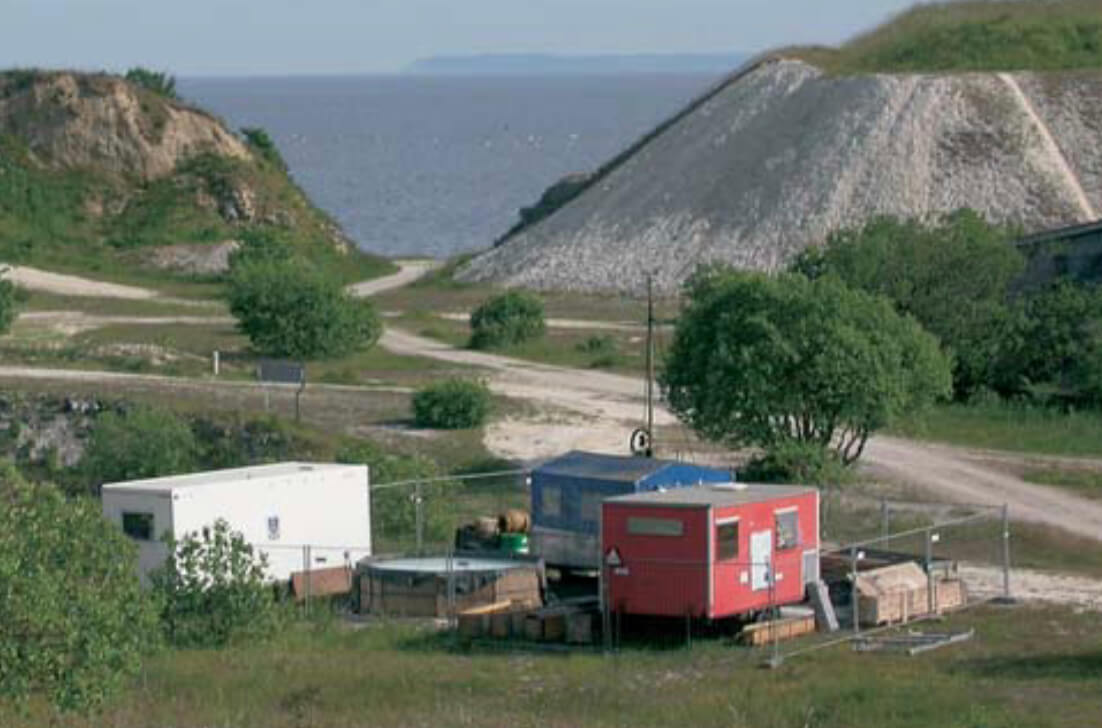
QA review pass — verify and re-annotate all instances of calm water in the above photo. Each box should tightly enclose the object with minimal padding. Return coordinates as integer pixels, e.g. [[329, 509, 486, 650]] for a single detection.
[[179, 74, 717, 259]]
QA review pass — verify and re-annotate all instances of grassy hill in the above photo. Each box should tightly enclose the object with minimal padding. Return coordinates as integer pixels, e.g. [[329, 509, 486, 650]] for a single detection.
[[0, 69, 394, 285], [794, 0, 1102, 74]]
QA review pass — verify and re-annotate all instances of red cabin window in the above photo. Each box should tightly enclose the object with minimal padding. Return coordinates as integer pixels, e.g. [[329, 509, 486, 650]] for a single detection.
[[775, 509, 799, 550], [716, 519, 739, 560]]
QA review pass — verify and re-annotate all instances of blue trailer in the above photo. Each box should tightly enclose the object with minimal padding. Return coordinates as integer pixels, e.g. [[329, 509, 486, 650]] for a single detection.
[[529, 450, 732, 569]]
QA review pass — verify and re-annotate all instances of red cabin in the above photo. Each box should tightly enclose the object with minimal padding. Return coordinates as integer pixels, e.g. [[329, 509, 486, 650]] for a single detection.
[[601, 484, 819, 619]]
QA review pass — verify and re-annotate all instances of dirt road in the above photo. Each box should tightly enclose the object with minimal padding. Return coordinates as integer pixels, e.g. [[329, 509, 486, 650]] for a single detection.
[[346, 259, 439, 297], [6, 262, 1102, 544]]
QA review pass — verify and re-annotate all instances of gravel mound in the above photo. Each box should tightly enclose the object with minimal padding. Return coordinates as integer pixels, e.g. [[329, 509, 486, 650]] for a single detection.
[[459, 59, 1102, 294]]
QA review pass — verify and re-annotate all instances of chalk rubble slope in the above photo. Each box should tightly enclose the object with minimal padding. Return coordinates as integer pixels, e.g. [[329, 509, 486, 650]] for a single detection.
[[459, 60, 1102, 294]]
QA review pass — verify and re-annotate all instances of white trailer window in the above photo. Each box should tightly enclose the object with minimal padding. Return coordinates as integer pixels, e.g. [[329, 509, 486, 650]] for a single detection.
[[122, 512, 154, 541]]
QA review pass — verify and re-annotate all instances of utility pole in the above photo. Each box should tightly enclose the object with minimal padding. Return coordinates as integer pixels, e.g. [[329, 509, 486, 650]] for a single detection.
[[645, 273, 655, 458]]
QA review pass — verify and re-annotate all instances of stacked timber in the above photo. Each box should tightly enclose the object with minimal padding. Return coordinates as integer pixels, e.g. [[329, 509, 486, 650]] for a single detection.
[[855, 562, 966, 626]]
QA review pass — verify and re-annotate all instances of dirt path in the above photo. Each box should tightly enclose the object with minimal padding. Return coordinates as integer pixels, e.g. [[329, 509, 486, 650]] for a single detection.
[[864, 437, 1102, 541], [962, 564, 1102, 612], [438, 312, 662, 333], [346, 259, 439, 297], [2, 265, 160, 299], [18, 311, 234, 335]]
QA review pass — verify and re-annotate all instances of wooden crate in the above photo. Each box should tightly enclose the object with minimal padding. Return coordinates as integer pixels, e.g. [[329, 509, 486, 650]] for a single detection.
[[740, 615, 816, 646], [856, 563, 967, 626]]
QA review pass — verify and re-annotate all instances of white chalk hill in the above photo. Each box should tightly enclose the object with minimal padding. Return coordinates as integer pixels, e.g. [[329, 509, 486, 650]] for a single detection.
[[459, 59, 1102, 294]]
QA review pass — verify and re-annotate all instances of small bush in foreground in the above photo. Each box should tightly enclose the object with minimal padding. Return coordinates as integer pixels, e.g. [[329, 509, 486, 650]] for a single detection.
[[151, 519, 283, 648], [0, 463, 158, 711], [469, 291, 545, 349], [412, 378, 491, 429]]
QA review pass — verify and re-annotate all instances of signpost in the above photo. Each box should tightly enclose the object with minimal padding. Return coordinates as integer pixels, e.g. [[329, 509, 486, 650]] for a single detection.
[[256, 359, 306, 421]]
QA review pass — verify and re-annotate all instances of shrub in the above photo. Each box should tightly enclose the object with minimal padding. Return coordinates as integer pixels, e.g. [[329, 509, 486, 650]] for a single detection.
[[80, 405, 197, 492], [739, 441, 852, 486], [226, 259, 382, 359], [0, 276, 19, 337], [151, 519, 283, 648], [412, 378, 492, 429], [469, 291, 545, 349], [0, 463, 159, 711], [227, 227, 295, 271], [241, 127, 286, 170], [124, 67, 177, 99]]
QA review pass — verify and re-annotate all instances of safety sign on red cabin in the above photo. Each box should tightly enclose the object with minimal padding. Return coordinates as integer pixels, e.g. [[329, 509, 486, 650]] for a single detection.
[[604, 547, 622, 567]]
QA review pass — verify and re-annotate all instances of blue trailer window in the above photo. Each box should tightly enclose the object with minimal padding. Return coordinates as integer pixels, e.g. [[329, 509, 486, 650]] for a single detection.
[[580, 490, 603, 524], [541, 485, 562, 518]]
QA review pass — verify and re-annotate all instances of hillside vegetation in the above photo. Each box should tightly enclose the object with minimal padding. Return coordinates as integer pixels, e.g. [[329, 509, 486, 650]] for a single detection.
[[0, 69, 393, 284], [794, 0, 1102, 74]]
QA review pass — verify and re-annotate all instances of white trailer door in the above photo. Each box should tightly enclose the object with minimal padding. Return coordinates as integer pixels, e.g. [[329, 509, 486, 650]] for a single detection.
[[750, 529, 772, 592]]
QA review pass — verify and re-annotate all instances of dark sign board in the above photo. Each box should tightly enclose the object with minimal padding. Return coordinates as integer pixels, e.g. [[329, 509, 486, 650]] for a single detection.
[[257, 360, 305, 386]]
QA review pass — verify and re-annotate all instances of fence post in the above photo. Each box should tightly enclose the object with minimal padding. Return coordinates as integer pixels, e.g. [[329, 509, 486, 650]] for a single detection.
[[850, 546, 859, 636], [1002, 504, 1012, 601], [925, 528, 935, 616], [600, 566, 612, 654], [303, 544, 312, 618], [414, 481, 424, 556], [880, 497, 890, 547], [770, 562, 781, 667]]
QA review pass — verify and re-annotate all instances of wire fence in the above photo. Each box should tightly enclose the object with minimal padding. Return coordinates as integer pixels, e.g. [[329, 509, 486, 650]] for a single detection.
[[240, 470, 1015, 660]]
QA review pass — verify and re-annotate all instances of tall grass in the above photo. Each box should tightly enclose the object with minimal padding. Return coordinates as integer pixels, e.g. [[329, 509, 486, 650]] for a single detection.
[[892, 401, 1102, 456], [794, 0, 1102, 74]]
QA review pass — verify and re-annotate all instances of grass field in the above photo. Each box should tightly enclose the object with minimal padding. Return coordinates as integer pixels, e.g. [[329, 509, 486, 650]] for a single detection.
[[892, 403, 1102, 458], [1023, 467, 1102, 501], [4, 605, 1099, 728], [791, 0, 1102, 74]]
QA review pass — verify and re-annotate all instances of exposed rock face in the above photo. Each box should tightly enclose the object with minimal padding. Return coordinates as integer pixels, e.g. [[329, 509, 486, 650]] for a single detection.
[[146, 240, 241, 275], [460, 60, 1102, 294], [0, 72, 250, 180]]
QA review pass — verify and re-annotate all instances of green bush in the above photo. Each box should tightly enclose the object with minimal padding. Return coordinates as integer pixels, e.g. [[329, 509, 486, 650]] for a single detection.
[[226, 259, 382, 359], [0, 463, 159, 711], [124, 67, 177, 98], [151, 519, 283, 648], [412, 378, 492, 429], [469, 291, 546, 349], [0, 276, 19, 337], [80, 405, 197, 492], [739, 441, 853, 486], [227, 227, 295, 271], [241, 127, 286, 170]]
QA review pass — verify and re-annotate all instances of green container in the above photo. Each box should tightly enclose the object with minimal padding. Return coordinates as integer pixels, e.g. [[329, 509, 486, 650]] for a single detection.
[[499, 532, 529, 555]]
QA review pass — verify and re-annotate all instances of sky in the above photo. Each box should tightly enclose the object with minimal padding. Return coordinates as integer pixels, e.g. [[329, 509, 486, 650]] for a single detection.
[[3, 0, 920, 76]]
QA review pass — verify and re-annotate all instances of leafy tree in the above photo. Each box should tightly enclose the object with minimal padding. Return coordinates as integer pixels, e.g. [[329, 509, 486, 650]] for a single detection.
[[337, 441, 456, 548], [739, 441, 853, 486], [1001, 282, 1102, 405], [412, 378, 492, 429], [793, 210, 1024, 396], [80, 405, 197, 491], [469, 291, 546, 349], [0, 463, 159, 711], [226, 259, 382, 358], [661, 268, 952, 465], [124, 67, 177, 99], [151, 519, 282, 648]]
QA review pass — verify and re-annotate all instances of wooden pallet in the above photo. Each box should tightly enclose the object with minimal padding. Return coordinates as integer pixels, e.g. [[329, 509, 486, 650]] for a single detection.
[[740, 615, 816, 646]]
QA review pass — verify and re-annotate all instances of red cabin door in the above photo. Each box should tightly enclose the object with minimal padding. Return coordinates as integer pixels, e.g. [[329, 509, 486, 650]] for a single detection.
[[750, 529, 772, 591]]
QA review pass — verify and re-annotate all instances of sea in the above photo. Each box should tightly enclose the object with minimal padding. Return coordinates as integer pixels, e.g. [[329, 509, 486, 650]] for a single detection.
[[178, 74, 718, 260]]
